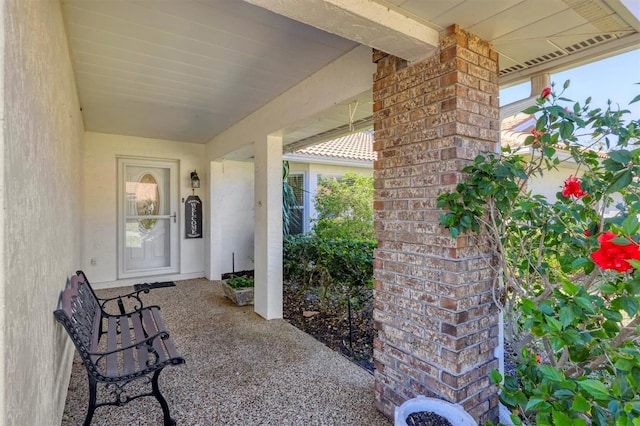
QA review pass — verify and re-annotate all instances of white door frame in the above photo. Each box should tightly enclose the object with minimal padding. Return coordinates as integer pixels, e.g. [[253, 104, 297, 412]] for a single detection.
[[117, 157, 179, 279]]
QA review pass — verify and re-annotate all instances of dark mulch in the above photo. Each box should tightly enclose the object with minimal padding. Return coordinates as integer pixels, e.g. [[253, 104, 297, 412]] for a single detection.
[[282, 278, 518, 388], [282, 281, 375, 373], [406, 411, 453, 426]]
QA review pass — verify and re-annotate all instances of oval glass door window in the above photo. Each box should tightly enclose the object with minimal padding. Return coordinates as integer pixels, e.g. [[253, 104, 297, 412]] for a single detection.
[[136, 173, 160, 230]]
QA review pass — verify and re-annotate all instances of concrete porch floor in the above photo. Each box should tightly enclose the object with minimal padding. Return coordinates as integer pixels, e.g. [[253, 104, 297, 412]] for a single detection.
[[60, 278, 391, 425]]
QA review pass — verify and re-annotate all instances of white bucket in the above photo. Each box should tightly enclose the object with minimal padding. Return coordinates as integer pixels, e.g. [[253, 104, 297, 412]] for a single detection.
[[394, 396, 477, 426]]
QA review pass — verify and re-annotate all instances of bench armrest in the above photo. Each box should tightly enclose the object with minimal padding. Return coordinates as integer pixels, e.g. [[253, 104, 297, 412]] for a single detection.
[[96, 290, 151, 316]]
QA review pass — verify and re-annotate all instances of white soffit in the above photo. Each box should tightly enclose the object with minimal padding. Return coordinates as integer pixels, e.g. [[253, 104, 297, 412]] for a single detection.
[[61, 0, 639, 146], [61, 0, 358, 143], [376, 0, 639, 85], [241, 0, 440, 62]]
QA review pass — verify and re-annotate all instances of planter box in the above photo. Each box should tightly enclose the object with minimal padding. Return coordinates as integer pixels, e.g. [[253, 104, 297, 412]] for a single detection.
[[221, 280, 254, 306], [395, 396, 477, 426]]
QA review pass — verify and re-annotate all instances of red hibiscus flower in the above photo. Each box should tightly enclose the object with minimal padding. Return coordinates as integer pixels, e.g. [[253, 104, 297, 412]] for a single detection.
[[562, 176, 586, 198], [531, 129, 545, 146], [541, 87, 552, 99], [591, 232, 640, 272]]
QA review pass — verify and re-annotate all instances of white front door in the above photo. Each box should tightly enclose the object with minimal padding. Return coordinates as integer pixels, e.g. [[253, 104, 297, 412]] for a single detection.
[[118, 158, 179, 279]]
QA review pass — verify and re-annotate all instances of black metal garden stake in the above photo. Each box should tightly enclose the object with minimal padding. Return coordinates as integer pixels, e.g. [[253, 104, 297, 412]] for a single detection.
[[347, 295, 354, 358]]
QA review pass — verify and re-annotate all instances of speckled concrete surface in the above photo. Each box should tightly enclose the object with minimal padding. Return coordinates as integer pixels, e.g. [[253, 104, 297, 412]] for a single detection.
[[61, 278, 392, 426]]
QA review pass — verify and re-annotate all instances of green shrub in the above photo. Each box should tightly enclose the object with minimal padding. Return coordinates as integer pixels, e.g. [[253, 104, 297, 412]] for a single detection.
[[312, 172, 374, 240], [283, 234, 376, 301]]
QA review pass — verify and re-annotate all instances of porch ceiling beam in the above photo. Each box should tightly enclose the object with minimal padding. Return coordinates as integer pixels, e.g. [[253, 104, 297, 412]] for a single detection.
[[242, 0, 439, 62], [205, 45, 374, 160]]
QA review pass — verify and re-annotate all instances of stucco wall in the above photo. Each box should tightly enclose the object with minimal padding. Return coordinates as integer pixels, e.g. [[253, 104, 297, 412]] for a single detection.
[[209, 160, 255, 278], [1, 1, 85, 425], [83, 131, 207, 286]]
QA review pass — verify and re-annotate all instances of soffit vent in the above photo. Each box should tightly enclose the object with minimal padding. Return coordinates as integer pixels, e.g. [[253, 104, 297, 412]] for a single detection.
[[499, 63, 525, 76], [499, 50, 567, 77], [562, 0, 628, 33], [499, 31, 625, 77], [523, 50, 567, 67], [564, 33, 615, 53]]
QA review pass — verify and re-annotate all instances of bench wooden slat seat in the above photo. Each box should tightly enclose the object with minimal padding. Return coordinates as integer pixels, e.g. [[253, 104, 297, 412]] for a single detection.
[[54, 271, 185, 426]]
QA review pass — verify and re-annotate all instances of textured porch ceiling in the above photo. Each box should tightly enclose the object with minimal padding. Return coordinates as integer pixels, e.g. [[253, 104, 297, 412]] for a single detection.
[[61, 0, 639, 146]]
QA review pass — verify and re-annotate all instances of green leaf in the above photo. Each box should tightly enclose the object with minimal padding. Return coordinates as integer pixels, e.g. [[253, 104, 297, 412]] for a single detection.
[[559, 306, 575, 327], [554, 389, 575, 398], [631, 94, 640, 104], [622, 215, 640, 236], [543, 146, 556, 157], [522, 106, 540, 114], [560, 121, 575, 140], [562, 280, 579, 296], [490, 369, 502, 384], [603, 309, 623, 322], [609, 149, 633, 164], [539, 365, 565, 382], [603, 320, 621, 335], [575, 296, 594, 314], [621, 296, 639, 317], [546, 316, 563, 332], [521, 298, 536, 314], [571, 258, 588, 269], [571, 394, 590, 412], [600, 283, 618, 294], [547, 105, 565, 117], [563, 328, 584, 345], [551, 336, 566, 352], [525, 397, 547, 411], [499, 390, 520, 408], [612, 237, 632, 246], [593, 406, 608, 426], [540, 301, 555, 315], [614, 357, 635, 372], [504, 375, 519, 392], [607, 169, 633, 194], [450, 227, 459, 238], [578, 379, 609, 400], [552, 410, 572, 425], [510, 414, 523, 426]]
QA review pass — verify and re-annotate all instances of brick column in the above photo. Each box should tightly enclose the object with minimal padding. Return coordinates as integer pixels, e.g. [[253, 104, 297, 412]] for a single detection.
[[372, 25, 500, 423]]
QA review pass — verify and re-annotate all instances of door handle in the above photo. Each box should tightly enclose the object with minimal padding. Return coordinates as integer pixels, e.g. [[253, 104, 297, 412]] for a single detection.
[[170, 212, 177, 223]]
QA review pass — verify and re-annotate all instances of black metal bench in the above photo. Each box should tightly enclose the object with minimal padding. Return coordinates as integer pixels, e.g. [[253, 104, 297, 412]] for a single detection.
[[54, 271, 185, 426]]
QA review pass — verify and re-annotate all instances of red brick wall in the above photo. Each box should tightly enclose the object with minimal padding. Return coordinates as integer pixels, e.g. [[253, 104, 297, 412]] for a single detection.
[[372, 25, 500, 423]]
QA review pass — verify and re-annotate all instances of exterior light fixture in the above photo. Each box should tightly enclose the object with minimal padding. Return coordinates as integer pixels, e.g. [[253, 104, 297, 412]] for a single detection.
[[190, 170, 200, 189]]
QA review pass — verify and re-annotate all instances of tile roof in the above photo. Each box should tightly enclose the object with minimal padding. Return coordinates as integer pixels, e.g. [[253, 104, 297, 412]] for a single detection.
[[293, 130, 376, 161], [500, 113, 609, 158]]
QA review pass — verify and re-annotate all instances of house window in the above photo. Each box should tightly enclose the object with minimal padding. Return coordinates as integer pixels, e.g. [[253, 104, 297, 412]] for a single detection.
[[287, 174, 305, 234]]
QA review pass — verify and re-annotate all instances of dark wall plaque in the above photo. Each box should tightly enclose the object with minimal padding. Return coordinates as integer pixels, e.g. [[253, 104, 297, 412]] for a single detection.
[[185, 195, 202, 239]]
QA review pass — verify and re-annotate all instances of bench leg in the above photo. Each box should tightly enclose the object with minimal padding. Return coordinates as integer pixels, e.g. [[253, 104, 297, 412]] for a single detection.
[[84, 375, 97, 426], [152, 369, 176, 426]]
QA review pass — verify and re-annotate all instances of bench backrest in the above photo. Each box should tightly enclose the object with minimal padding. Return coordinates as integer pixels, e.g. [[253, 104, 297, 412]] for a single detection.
[[54, 274, 101, 362], [74, 270, 105, 310]]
